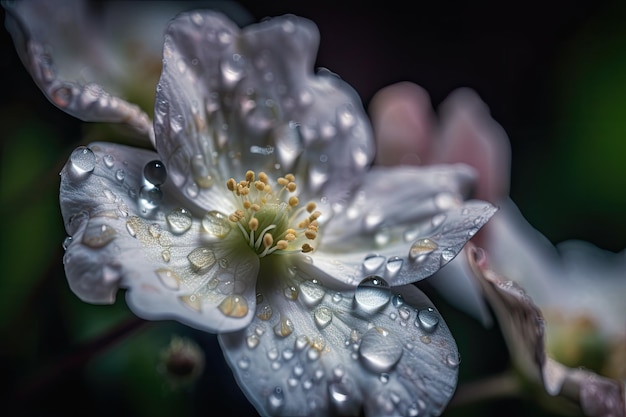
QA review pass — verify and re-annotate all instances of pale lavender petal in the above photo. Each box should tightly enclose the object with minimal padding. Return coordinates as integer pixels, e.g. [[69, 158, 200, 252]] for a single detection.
[[219, 267, 458, 417], [313, 165, 496, 287], [60, 142, 258, 332], [154, 11, 374, 212]]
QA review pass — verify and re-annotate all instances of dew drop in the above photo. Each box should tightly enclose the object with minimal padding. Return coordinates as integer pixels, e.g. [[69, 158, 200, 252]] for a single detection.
[[358, 327, 403, 373], [267, 386, 285, 413], [186, 182, 199, 198], [440, 248, 456, 265], [283, 285, 299, 301], [138, 185, 163, 210], [362, 254, 385, 273], [409, 238, 438, 261], [398, 306, 411, 321], [103, 154, 115, 168], [299, 280, 325, 307], [218, 295, 248, 318], [257, 305, 273, 321], [416, 307, 439, 332], [166, 208, 193, 234], [431, 213, 447, 228], [391, 294, 404, 307], [246, 334, 260, 349], [328, 380, 354, 411], [282, 348, 294, 361], [62, 236, 72, 250], [273, 317, 294, 337], [82, 223, 116, 248], [379, 373, 390, 384], [187, 247, 216, 272], [293, 362, 304, 377], [354, 276, 391, 311], [161, 249, 171, 262], [445, 352, 461, 368], [295, 335, 309, 351], [201, 210, 231, 237], [385, 257, 403, 279], [313, 306, 333, 329], [221, 53, 246, 85], [267, 348, 279, 361], [143, 160, 167, 185], [155, 268, 180, 290], [179, 294, 202, 312], [69, 146, 96, 176], [332, 292, 343, 303], [237, 356, 250, 370], [115, 169, 125, 182]]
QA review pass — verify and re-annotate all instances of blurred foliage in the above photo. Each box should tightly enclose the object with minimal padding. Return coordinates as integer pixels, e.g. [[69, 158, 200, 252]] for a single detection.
[[1, 1, 624, 416]]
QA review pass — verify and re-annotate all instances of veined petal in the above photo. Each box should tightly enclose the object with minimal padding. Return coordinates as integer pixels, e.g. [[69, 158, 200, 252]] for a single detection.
[[219, 265, 458, 417], [60, 142, 258, 332], [154, 11, 374, 212], [314, 165, 497, 287], [4, 0, 152, 136]]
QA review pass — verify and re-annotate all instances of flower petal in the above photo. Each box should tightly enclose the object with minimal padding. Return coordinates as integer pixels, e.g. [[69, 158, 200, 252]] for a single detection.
[[4, 0, 152, 136], [468, 244, 626, 417], [60, 142, 259, 332], [219, 264, 458, 417], [153, 11, 374, 212], [313, 165, 497, 287]]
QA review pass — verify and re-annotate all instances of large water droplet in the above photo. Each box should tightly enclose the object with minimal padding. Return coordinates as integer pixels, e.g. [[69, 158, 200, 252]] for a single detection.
[[218, 295, 248, 318], [362, 254, 385, 273], [82, 222, 116, 248], [143, 160, 167, 185], [187, 247, 216, 272], [138, 185, 163, 211], [69, 146, 96, 176], [358, 327, 403, 372], [167, 208, 193, 234], [299, 280, 325, 306], [416, 307, 439, 332], [354, 276, 391, 311], [314, 306, 333, 329], [267, 387, 284, 413], [201, 210, 231, 237], [409, 238, 438, 261]]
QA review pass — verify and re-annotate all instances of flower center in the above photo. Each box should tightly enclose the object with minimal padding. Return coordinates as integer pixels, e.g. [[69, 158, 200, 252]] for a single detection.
[[226, 170, 321, 257]]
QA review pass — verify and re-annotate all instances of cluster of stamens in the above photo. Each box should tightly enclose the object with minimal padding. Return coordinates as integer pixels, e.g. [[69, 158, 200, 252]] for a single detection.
[[226, 170, 321, 257]]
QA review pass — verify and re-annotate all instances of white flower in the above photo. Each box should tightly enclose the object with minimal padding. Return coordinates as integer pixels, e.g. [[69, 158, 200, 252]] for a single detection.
[[6, 4, 497, 416]]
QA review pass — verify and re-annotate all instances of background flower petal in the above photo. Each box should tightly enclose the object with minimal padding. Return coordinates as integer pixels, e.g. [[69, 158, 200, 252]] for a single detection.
[[219, 266, 458, 417], [153, 11, 374, 213], [60, 142, 259, 332]]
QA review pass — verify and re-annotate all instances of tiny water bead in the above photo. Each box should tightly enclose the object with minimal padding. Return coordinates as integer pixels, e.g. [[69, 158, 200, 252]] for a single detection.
[[416, 307, 440, 333], [354, 276, 391, 311], [143, 160, 168, 185], [225, 170, 321, 257]]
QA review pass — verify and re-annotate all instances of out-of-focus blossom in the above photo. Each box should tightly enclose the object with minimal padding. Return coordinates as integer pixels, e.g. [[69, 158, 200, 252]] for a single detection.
[[369, 81, 626, 416], [158, 336, 206, 389], [5, 3, 497, 416]]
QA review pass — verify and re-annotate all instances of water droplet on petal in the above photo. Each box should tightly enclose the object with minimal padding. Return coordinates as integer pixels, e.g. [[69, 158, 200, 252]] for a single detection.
[[218, 295, 248, 318], [299, 280, 325, 306], [62, 236, 72, 250], [416, 307, 439, 332], [155, 268, 180, 290], [354, 276, 390, 311], [283, 285, 299, 300], [431, 213, 447, 228], [445, 352, 461, 368], [257, 305, 273, 321], [69, 146, 96, 176], [246, 334, 260, 349], [237, 356, 250, 370], [385, 257, 403, 279], [162, 249, 171, 262], [103, 154, 115, 168], [201, 210, 231, 237], [379, 373, 390, 384], [115, 169, 125, 182], [358, 327, 403, 372], [221, 53, 246, 86], [314, 306, 333, 329], [362, 254, 385, 273], [391, 294, 404, 307], [82, 223, 116, 248], [409, 238, 438, 261], [267, 387, 284, 413], [435, 192, 460, 210], [187, 247, 216, 272], [179, 294, 202, 312], [273, 317, 294, 337], [332, 292, 343, 303], [143, 160, 167, 185], [440, 248, 456, 265], [139, 185, 163, 210], [167, 208, 193, 234], [328, 380, 355, 411]]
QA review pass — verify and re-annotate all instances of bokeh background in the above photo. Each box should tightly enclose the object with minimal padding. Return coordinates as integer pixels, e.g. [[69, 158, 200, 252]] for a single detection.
[[1, 1, 625, 416]]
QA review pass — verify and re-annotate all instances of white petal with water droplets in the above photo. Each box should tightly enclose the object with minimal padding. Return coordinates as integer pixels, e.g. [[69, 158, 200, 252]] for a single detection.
[[219, 266, 458, 417], [314, 165, 497, 287], [60, 142, 258, 332], [154, 11, 374, 213]]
